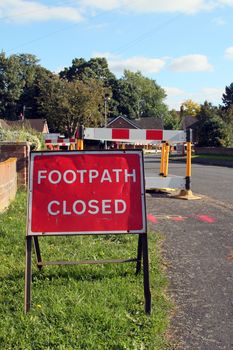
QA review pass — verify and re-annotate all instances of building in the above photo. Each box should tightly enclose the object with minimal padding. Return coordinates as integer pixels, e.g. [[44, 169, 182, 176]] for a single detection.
[[107, 115, 163, 130]]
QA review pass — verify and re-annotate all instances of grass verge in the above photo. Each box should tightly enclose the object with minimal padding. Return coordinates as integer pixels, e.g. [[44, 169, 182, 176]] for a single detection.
[[0, 190, 172, 350], [192, 154, 233, 161]]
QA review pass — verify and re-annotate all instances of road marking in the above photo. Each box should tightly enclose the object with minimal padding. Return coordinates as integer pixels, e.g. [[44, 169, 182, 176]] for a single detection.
[[147, 213, 217, 224]]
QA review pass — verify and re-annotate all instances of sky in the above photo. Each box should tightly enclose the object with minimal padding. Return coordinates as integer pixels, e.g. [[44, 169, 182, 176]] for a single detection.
[[0, 0, 233, 110]]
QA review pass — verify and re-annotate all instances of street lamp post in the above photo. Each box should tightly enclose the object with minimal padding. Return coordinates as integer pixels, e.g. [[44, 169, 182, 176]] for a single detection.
[[104, 94, 110, 149]]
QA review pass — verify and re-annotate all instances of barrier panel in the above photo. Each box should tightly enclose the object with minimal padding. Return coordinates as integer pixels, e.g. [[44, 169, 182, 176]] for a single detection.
[[83, 127, 189, 193], [43, 127, 198, 198], [44, 134, 76, 150]]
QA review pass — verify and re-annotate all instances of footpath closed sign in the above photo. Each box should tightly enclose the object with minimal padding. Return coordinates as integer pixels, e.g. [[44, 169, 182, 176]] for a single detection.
[[28, 150, 146, 235]]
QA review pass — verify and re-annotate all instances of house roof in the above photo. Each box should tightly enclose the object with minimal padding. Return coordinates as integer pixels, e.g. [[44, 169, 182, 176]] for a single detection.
[[0, 119, 9, 129], [133, 117, 164, 129], [2, 119, 49, 133], [107, 115, 140, 129], [182, 116, 199, 130], [107, 116, 164, 130]]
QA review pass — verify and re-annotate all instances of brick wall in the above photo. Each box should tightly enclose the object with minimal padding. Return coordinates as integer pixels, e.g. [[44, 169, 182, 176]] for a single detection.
[[0, 142, 30, 187], [0, 158, 17, 212]]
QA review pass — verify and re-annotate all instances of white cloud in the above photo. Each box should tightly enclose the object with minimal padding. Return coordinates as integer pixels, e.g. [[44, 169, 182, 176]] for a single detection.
[[80, 0, 215, 14], [218, 0, 233, 5], [164, 87, 186, 110], [164, 86, 223, 110], [0, 0, 83, 23], [164, 87, 184, 97], [94, 53, 165, 74], [169, 54, 213, 72], [224, 46, 233, 59]]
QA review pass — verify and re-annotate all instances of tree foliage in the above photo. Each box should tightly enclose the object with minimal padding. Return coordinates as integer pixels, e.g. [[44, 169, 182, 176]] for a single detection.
[[222, 82, 233, 110], [115, 70, 169, 120], [181, 99, 200, 117], [0, 52, 24, 119], [196, 102, 227, 146], [37, 75, 105, 135]]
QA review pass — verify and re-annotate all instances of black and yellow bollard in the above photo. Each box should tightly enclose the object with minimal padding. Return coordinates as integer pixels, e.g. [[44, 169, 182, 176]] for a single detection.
[[173, 129, 201, 200], [76, 125, 84, 150]]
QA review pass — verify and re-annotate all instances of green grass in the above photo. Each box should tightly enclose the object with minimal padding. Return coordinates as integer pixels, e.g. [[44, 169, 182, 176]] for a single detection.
[[192, 154, 233, 161], [0, 191, 172, 350]]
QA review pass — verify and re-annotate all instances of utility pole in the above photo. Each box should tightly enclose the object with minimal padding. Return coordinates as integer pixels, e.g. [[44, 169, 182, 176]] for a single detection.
[[104, 94, 110, 149]]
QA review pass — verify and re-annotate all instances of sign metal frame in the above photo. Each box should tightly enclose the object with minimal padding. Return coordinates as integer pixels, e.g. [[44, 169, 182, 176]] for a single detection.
[[24, 150, 151, 315]]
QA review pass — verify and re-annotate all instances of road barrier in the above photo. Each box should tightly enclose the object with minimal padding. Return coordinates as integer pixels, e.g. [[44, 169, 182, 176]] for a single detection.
[[44, 127, 200, 199], [44, 134, 76, 150]]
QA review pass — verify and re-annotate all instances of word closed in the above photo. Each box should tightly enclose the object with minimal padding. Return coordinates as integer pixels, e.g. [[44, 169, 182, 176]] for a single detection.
[[28, 151, 146, 235]]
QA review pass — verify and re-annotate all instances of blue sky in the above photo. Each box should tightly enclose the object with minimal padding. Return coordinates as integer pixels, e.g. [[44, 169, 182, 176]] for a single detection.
[[1, 0, 233, 110]]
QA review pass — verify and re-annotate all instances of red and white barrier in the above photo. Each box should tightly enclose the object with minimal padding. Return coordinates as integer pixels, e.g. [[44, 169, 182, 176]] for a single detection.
[[84, 128, 186, 143], [44, 134, 76, 148]]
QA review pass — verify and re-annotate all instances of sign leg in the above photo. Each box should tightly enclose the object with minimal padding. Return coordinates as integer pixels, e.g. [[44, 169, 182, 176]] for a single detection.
[[142, 234, 151, 315], [33, 236, 43, 270], [24, 236, 32, 313], [136, 235, 143, 274]]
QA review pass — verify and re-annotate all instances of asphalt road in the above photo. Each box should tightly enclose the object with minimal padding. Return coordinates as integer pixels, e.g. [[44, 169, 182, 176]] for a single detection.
[[144, 155, 233, 205], [144, 155, 233, 350]]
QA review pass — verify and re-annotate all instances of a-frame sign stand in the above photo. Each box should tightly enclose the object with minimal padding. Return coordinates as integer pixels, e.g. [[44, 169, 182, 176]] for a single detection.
[[25, 150, 151, 315], [25, 233, 151, 314]]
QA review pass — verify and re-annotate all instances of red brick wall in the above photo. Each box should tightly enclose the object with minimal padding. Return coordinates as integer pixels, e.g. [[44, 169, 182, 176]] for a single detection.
[[0, 158, 17, 212], [0, 142, 30, 187]]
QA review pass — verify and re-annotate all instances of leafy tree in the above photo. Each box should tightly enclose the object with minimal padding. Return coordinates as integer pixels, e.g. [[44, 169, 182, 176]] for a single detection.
[[59, 57, 116, 86], [222, 82, 233, 110], [37, 75, 105, 135], [115, 70, 169, 120], [59, 57, 118, 119], [219, 106, 233, 146], [15, 54, 52, 118], [196, 101, 227, 146], [163, 109, 181, 130], [181, 99, 200, 117], [0, 52, 24, 119]]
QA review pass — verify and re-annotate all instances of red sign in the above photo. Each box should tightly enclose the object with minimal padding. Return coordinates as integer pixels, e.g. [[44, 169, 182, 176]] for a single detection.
[[27, 150, 146, 235]]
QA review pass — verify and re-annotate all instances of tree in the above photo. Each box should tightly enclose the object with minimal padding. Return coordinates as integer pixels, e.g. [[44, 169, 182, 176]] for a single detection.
[[115, 70, 169, 120], [164, 109, 181, 130], [37, 75, 105, 135], [59, 57, 116, 86], [196, 101, 227, 146], [0, 52, 24, 119], [222, 82, 233, 110], [59, 57, 118, 119], [181, 99, 200, 117], [15, 54, 52, 118]]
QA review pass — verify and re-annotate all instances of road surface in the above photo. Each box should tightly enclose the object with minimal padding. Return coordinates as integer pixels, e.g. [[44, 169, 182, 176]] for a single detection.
[[144, 155, 233, 350]]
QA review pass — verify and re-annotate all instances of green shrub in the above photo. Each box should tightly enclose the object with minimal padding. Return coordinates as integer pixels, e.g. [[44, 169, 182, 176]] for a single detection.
[[0, 125, 44, 150]]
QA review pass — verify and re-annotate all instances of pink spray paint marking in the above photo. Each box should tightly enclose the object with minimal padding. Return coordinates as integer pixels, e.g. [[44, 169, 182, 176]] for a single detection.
[[147, 214, 157, 224], [170, 216, 185, 222], [197, 215, 217, 223]]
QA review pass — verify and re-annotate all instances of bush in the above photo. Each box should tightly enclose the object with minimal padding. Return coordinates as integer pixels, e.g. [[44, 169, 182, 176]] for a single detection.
[[0, 125, 43, 150]]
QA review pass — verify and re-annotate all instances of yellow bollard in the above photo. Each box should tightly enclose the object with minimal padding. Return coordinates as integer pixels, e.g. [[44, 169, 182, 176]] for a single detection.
[[159, 142, 166, 176], [164, 142, 170, 177], [78, 139, 84, 150]]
